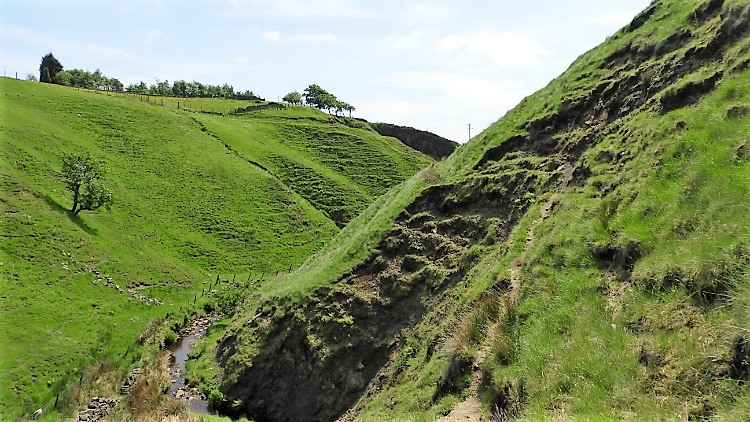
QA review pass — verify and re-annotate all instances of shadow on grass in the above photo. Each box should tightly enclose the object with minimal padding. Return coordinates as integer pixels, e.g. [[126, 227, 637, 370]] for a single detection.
[[42, 195, 99, 236]]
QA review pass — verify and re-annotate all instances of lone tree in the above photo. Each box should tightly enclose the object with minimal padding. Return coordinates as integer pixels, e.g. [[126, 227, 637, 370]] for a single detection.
[[39, 53, 63, 84], [282, 91, 302, 105], [61, 153, 113, 215]]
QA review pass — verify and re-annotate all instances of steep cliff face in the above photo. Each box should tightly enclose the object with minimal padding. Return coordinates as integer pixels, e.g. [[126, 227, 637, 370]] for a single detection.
[[216, 1, 750, 420], [370, 123, 459, 160]]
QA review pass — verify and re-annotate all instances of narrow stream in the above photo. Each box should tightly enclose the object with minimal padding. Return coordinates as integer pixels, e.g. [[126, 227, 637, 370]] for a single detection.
[[168, 320, 214, 414]]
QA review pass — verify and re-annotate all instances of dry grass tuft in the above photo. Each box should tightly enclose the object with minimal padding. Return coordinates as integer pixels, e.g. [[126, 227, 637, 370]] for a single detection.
[[452, 294, 501, 358]]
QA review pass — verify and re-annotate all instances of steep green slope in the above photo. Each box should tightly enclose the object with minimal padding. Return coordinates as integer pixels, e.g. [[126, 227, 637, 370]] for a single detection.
[[0, 80, 429, 419], [195, 108, 431, 226], [212, 0, 750, 420]]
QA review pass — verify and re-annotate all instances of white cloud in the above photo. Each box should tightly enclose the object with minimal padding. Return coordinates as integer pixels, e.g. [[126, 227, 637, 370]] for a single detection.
[[0, 26, 133, 59], [398, 2, 458, 25], [387, 30, 426, 50], [228, 0, 376, 20], [261, 30, 337, 44], [261, 30, 282, 43], [362, 71, 530, 142], [438, 31, 551, 69], [287, 33, 337, 44], [378, 71, 520, 102], [139, 29, 162, 41]]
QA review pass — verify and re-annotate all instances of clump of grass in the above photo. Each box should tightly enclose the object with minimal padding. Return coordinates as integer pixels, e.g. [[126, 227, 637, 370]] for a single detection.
[[137, 317, 167, 346], [452, 294, 501, 358], [126, 351, 185, 421], [597, 198, 620, 236], [486, 296, 519, 366], [417, 165, 441, 183]]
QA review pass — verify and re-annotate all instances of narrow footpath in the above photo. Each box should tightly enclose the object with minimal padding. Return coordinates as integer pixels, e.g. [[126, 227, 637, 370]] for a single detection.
[[436, 164, 571, 421]]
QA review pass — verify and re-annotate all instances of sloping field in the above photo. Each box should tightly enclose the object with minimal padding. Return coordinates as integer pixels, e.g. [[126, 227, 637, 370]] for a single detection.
[[0, 78, 429, 418], [196, 107, 431, 226]]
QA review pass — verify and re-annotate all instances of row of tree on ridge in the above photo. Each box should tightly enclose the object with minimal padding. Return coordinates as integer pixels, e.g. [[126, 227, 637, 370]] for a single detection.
[[37, 53, 255, 99], [283, 84, 355, 117], [37, 53, 355, 115]]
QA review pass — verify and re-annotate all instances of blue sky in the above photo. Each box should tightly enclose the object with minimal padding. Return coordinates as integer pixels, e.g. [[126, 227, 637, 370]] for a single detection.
[[1, 0, 651, 142]]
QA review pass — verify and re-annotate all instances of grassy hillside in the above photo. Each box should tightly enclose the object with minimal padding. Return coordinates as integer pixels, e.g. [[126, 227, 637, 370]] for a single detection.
[[195, 107, 430, 226], [209, 0, 750, 420], [0, 79, 429, 419]]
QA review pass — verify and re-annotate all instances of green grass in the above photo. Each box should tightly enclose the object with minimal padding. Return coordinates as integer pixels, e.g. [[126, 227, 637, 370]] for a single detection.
[[85, 89, 271, 114], [5, 0, 750, 419], [0, 78, 428, 419], [206, 1, 750, 420], [195, 108, 430, 225]]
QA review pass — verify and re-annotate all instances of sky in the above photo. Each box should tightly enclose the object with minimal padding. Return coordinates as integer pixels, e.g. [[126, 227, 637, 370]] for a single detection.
[[0, 0, 652, 142]]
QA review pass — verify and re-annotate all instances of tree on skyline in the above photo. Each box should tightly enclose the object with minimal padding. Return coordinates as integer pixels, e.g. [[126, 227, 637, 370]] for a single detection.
[[39, 53, 63, 83], [283, 91, 302, 105], [302, 84, 354, 116]]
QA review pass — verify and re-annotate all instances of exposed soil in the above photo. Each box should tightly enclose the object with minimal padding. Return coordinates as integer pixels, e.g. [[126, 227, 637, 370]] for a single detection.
[[215, 158, 563, 422], [211, 2, 750, 421], [438, 172, 567, 422]]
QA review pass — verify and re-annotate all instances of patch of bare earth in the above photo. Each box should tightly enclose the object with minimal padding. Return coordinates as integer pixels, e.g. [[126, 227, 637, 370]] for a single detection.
[[436, 168, 569, 421]]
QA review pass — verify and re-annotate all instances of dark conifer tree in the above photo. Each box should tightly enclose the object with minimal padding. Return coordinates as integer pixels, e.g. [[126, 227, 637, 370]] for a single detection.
[[39, 53, 63, 84]]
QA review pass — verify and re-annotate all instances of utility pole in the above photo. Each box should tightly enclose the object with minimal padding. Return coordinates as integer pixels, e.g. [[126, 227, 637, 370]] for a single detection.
[[468, 123, 472, 141]]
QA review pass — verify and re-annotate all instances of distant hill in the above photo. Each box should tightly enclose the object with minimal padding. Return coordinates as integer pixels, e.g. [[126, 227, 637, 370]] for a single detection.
[[0, 80, 430, 419], [370, 122, 458, 159], [210, 1, 750, 420]]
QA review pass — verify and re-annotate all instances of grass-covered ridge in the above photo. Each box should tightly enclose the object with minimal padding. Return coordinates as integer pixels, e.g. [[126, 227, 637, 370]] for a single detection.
[[0, 79, 429, 419], [210, 0, 750, 420]]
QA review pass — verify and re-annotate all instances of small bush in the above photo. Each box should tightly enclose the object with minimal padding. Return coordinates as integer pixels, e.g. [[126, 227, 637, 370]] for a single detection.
[[208, 388, 226, 407], [483, 376, 526, 421], [123, 351, 173, 420], [163, 330, 177, 347], [487, 296, 519, 366]]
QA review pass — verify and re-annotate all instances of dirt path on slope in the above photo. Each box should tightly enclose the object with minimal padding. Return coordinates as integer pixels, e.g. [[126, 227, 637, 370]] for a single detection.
[[436, 164, 571, 422]]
